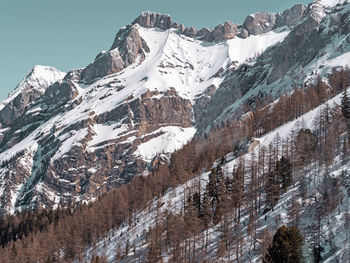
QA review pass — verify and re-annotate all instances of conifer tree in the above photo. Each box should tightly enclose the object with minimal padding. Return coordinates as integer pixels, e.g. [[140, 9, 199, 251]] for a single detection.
[[265, 170, 279, 211], [276, 156, 292, 192], [264, 225, 303, 263], [341, 88, 350, 121]]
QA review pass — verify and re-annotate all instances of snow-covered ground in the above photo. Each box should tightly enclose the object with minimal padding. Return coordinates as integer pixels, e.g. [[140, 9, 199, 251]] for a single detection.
[[133, 126, 196, 162], [227, 29, 289, 64], [86, 86, 350, 262]]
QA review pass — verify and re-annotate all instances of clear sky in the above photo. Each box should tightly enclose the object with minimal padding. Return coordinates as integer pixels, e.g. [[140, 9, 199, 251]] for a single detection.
[[0, 0, 312, 100]]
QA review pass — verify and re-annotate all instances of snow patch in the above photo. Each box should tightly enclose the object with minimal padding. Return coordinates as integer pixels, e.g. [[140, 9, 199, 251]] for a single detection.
[[227, 30, 289, 64], [316, 0, 349, 8], [87, 121, 129, 150], [134, 126, 196, 162]]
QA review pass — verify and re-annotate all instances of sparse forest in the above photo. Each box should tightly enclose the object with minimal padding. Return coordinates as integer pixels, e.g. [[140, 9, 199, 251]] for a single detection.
[[1, 68, 350, 262]]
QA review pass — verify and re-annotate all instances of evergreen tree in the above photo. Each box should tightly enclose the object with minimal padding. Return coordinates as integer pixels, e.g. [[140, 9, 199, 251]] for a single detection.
[[206, 166, 225, 224], [192, 192, 201, 218], [313, 245, 324, 263], [341, 88, 350, 120], [264, 225, 303, 263], [276, 156, 292, 192], [265, 170, 280, 210]]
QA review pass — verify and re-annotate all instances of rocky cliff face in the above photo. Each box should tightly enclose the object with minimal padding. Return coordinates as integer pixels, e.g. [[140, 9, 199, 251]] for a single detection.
[[1, 0, 349, 214], [81, 25, 150, 83]]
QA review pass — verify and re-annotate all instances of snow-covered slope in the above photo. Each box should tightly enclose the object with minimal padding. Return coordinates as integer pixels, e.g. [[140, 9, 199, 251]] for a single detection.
[[87, 88, 350, 263], [227, 30, 289, 64]]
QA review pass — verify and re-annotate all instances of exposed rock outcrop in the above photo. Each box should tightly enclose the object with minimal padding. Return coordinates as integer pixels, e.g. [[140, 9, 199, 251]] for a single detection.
[[131, 5, 306, 43], [276, 4, 306, 28], [0, 87, 194, 213], [43, 81, 79, 105], [64, 68, 83, 82], [243, 12, 277, 35], [133, 11, 173, 30], [212, 21, 238, 41], [243, 4, 306, 36], [184, 26, 197, 38], [81, 25, 150, 83]]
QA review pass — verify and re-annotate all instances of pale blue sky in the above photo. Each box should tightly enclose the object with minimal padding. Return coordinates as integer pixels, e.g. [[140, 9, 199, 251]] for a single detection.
[[0, 0, 312, 100]]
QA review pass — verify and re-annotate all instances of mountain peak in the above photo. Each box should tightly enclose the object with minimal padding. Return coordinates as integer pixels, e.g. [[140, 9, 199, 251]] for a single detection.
[[0, 65, 65, 126], [133, 11, 173, 30], [12, 65, 65, 97], [26, 65, 65, 84]]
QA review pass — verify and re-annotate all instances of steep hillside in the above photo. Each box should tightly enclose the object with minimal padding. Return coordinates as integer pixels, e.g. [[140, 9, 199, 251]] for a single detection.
[[87, 78, 350, 263]]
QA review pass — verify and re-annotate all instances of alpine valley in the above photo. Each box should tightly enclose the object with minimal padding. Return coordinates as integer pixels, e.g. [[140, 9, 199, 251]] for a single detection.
[[1, 0, 350, 262]]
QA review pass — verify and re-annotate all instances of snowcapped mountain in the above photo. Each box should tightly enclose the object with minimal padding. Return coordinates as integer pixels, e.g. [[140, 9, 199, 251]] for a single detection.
[[0, 0, 350, 217]]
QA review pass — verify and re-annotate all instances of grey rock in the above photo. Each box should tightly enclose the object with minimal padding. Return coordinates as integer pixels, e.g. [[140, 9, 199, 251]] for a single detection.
[[43, 80, 78, 105], [133, 11, 173, 30], [276, 4, 306, 28], [0, 66, 64, 128], [184, 26, 197, 38], [212, 21, 238, 41], [81, 50, 124, 83], [112, 25, 149, 64], [223, 21, 238, 39], [64, 69, 83, 82], [329, 13, 342, 27], [178, 24, 185, 34], [172, 22, 181, 29], [243, 12, 276, 35], [81, 25, 150, 83], [196, 27, 211, 37], [237, 26, 249, 38], [0, 89, 42, 127], [197, 28, 214, 42]]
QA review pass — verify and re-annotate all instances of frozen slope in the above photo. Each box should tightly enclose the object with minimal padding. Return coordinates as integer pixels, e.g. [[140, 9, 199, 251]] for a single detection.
[[227, 30, 290, 64], [87, 89, 350, 263]]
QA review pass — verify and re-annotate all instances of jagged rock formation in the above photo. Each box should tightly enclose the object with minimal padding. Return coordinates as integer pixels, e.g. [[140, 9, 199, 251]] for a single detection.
[[133, 12, 173, 30], [81, 25, 150, 83], [243, 12, 277, 35], [132, 4, 306, 42], [276, 3, 306, 27]]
